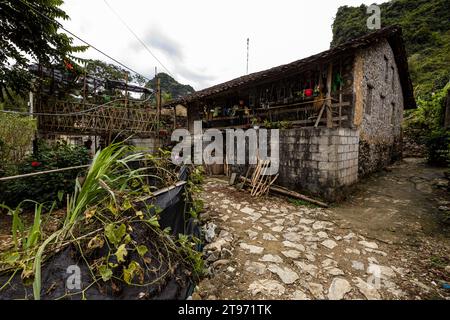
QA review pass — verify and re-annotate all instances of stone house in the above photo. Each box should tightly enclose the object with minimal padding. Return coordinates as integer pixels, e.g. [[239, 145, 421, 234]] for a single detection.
[[167, 26, 416, 201]]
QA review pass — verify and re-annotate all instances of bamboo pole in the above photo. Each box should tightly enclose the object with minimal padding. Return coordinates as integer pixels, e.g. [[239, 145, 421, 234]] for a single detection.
[[239, 176, 329, 208], [326, 62, 333, 128]]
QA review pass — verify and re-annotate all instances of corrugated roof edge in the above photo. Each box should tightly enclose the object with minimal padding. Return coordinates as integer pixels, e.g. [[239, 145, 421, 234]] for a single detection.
[[166, 25, 416, 110]]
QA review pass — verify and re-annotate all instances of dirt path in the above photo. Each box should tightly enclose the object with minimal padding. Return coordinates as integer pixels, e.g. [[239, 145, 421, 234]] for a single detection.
[[192, 159, 450, 300]]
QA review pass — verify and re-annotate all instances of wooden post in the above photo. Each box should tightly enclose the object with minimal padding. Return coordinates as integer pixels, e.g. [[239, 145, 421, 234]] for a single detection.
[[339, 59, 343, 128], [156, 75, 161, 135], [124, 72, 128, 108], [326, 62, 333, 128], [173, 106, 177, 130]]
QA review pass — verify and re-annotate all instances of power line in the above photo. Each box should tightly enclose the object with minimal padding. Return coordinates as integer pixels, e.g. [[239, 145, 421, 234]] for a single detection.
[[18, 0, 153, 82], [103, 0, 176, 79]]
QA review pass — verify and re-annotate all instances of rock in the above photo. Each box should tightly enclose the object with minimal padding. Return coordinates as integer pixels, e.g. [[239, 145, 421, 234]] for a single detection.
[[317, 231, 328, 239], [343, 232, 355, 240], [207, 295, 217, 300], [307, 283, 324, 299], [249, 279, 285, 296], [227, 266, 236, 273], [241, 207, 255, 214], [239, 243, 264, 254], [282, 240, 305, 251], [344, 248, 361, 255], [445, 266, 450, 274], [212, 259, 230, 268], [268, 265, 299, 284], [245, 261, 267, 275], [220, 248, 233, 259], [263, 233, 278, 241], [328, 278, 352, 300], [203, 222, 217, 243], [271, 226, 284, 232], [328, 268, 345, 276], [259, 254, 283, 263], [294, 261, 318, 276], [246, 230, 258, 239], [249, 212, 262, 222], [352, 261, 365, 271], [367, 264, 396, 278], [358, 240, 379, 250], [321, 239, 338, 250], [274, 219, 285, 225], [205, 239, 229, 252], [305, 253, 316, 262], [438, 206, 450, 211], [206, 252, 219, 263], [321, 258, 337, 268], [354, 277, 381, 300], [312, 221, 332, 230], [283, 232, 302, 243], [299, 218, 315, 225], [292, 290, 309, 300], [282, 250, 302, 259]]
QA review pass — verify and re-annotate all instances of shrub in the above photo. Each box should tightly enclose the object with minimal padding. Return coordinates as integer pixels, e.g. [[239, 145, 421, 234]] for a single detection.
[[0, 141, 91, 207], [403, 83, 450, 166], [0, 113, 36, 170]]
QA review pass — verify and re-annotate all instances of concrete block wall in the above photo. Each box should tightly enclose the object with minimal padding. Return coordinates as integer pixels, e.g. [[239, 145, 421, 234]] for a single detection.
[[278, 127, 359, 201]]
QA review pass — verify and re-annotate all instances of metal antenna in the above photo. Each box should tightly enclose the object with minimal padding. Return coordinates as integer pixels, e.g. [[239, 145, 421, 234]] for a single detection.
[[246, 38, 250, 74]]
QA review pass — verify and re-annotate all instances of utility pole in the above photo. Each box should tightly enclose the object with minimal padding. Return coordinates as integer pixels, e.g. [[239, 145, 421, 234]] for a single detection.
[[155, 67, 161, 137], [246, 38, 250, 75]]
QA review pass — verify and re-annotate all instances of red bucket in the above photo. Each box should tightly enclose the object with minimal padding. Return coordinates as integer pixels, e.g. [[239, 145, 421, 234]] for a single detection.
[[304, 88, 313, 97]]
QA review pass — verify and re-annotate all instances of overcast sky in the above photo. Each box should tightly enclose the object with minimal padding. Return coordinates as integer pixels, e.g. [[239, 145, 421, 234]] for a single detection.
[[61, 0, 377, 90]]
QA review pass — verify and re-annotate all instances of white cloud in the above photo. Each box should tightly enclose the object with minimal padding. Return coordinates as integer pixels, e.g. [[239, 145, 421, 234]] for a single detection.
[[61, 0, 376, 90]]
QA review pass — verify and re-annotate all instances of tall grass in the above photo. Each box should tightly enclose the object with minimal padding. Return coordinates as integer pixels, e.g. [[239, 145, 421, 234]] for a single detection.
[[32, 143, 148, 299]]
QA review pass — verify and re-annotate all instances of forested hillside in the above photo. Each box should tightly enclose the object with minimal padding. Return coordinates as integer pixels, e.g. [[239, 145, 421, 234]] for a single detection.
[[331, 0, 450, 95], [146, 73, 195, 100]]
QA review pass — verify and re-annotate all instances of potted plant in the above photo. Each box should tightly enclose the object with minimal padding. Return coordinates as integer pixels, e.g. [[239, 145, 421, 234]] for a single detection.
[[251, 117, 259, 129]]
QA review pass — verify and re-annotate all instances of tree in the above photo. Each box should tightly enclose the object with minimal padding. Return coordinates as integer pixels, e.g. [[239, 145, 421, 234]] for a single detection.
[[0, 0, 86, 100]]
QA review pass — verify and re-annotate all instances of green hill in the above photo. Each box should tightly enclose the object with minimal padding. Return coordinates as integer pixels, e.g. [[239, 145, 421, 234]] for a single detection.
[[331, 0, 450, 95], [146, 73, 195, 100]]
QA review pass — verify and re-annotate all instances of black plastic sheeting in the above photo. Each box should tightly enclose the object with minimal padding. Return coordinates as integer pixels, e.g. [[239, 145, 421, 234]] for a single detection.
[[0, 167, 201, 300]]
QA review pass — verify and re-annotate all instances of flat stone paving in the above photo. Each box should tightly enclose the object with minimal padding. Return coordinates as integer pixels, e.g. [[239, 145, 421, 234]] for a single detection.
[[193, 178, 449, 300]]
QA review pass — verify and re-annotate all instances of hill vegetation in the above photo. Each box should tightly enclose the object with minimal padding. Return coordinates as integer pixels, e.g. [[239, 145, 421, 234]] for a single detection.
[[332, 0, 450, 165], [146, 73, 195, 101], [331, 0, 450, 95]]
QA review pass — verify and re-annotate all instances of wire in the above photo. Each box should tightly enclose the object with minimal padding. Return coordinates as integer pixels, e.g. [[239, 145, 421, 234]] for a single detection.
[[103, 0, 176, 79], [17, 0, 153, 82]]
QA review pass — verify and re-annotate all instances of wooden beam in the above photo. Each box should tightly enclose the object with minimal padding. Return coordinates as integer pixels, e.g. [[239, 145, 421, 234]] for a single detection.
[[326, 62, 333, 128]]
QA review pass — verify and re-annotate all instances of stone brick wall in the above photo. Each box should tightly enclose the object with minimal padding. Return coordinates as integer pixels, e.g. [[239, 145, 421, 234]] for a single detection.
[[353, 39, 404, 177], [278, 127, 359, 201]]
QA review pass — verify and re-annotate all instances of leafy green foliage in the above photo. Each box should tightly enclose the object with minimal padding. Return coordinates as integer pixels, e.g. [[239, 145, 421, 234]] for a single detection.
[[0, 0, 87, 98], [1, 143, 204, 299], [0, 141, 90, 207], [0, 113, 36, 172], [146, 73, 195, 101], [331, 0, 450, 95], [404, 84, 450, 165]]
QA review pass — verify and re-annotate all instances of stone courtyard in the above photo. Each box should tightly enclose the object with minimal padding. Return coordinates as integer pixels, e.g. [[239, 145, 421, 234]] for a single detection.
[[192, 159, 450, 300]]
